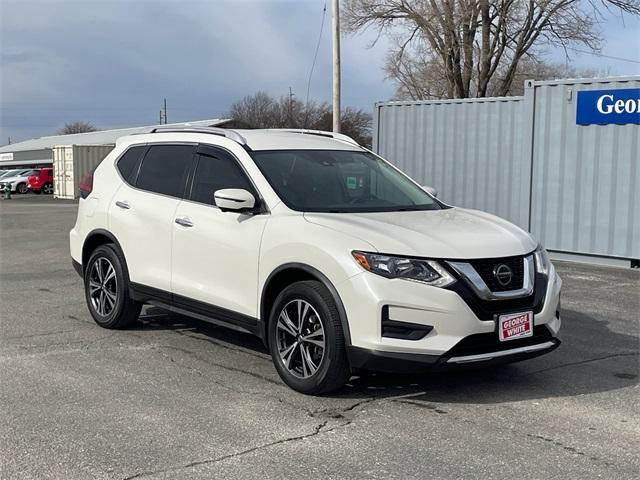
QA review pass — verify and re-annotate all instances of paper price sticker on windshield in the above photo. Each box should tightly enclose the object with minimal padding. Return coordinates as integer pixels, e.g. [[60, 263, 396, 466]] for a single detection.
[[498, 311, 533, 342]]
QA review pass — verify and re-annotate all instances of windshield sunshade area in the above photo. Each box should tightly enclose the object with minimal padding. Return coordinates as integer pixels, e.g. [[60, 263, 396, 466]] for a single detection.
[[252, 150, 443, 213]]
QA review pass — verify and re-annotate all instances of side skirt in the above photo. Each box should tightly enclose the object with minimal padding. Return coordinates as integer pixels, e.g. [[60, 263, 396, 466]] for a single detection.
[[129, 282, 263, 339]]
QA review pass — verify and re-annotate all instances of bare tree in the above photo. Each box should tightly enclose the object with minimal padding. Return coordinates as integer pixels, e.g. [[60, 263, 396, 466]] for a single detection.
[[228, 92, 280, 129], [58, 121, 98, 135], [227, 92, 373, 147], [389, 54, 609, 99], [345, 0, 640, 99]]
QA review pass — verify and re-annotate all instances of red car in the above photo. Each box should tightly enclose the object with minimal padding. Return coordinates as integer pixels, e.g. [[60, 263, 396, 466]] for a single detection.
[[27, 168, 54, 194]]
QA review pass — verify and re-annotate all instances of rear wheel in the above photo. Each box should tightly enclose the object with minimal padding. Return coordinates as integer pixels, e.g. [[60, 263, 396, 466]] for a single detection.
[[84, 244, 141, 329], [16, 183, 27, 194], [268, 280, 351, 395], [42, 183, 53, 194]]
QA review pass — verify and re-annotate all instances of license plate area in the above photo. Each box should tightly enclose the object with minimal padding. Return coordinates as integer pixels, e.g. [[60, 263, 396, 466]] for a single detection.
[[498, 311, 533, 342]]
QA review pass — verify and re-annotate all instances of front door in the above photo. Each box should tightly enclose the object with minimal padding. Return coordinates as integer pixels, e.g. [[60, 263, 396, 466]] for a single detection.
[[171, 145, 268, 322]]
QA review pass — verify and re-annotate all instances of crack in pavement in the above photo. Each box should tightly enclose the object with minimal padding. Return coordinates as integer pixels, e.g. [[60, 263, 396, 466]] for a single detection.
[[155, 345, 424, 419], [119, 395, 404, 480], [120, 421, 331, 480], [394, 397, 627, 469]]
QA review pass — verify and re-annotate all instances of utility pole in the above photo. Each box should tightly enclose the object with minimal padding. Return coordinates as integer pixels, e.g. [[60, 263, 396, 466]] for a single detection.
[[7, 136, 11, 145], [331, 0, 341, 133], [163, 98, 168, 124], [288, 87, 295, 127], [159, 110, 163, 125]]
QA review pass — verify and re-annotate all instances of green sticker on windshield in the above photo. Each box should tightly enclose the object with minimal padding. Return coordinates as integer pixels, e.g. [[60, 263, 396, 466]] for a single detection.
[[346, 176, 357, 189]]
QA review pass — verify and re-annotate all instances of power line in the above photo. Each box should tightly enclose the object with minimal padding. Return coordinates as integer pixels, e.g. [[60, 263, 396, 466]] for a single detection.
[[305, 0, 328, 111], [566, 47, 640, 65]]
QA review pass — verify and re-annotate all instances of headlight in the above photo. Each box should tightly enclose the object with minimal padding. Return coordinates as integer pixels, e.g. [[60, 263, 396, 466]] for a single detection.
[[352, 251, 455, 287], [534, 245, 551, 276]]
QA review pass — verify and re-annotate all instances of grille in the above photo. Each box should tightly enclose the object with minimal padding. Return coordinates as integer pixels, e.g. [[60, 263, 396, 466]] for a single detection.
[[445, 273, 546, 321], [446, 325, 553, 358], [470, 255, 525, 292]]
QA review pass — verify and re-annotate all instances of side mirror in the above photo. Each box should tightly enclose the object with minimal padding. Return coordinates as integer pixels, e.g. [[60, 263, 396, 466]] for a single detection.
[[214, 188, 256, 212], [422, 186, 438, 198]]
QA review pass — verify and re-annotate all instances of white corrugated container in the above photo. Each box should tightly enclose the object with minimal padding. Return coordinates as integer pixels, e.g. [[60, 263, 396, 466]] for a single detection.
[[53, 145, 115, 199], [374, 76, 640, 262], [374, 96, 528, 228]]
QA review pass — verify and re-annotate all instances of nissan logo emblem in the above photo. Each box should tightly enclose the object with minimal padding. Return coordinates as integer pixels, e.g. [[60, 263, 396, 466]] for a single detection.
[[493, 264, 513, 286]]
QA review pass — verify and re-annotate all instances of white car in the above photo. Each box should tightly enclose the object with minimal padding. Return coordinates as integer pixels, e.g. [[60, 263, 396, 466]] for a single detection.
[[70, 127, 561, 394], [0, 169, 25, 179], [0, 168, 39, 194]]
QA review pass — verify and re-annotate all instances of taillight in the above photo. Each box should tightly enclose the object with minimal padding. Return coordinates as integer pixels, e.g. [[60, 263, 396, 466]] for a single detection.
[[79, 172, 94, 199]]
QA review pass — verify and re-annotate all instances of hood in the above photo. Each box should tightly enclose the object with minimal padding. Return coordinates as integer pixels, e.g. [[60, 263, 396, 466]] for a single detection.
[[304, 207, 536, 259]]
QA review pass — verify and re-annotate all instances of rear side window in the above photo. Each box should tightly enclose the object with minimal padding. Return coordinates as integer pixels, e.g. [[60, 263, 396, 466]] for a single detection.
[[116, 146, 146, 185], [190, 152, 254, 206], [136, 144, 194, 198]]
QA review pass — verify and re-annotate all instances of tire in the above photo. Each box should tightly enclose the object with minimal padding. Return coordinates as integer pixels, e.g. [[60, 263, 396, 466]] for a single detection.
[[84, 244, 141, 329], [16, 183, 27, 194], [42, 183, 53, 194], [268, 280, 351, 395]]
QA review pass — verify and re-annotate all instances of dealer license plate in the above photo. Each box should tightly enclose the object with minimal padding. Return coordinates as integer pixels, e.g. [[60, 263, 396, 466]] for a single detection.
[[498, 311, 533, 342]]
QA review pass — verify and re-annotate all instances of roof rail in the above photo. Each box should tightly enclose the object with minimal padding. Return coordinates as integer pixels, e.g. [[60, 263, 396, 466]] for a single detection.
[[266, 129, 360, 146], [139, 126, 248, 146]]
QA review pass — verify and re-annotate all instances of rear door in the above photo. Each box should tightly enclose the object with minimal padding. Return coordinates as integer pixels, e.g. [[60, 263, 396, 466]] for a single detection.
[[171, 144, 267, 321], [108, 143, 195, 295]]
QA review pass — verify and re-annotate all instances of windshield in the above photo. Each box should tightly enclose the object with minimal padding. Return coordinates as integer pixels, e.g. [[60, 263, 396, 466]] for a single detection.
[[252, 150, 443, 213]]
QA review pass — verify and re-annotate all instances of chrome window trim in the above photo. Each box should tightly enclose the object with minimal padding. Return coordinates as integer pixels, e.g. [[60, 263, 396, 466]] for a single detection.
[[447, 255, 535, 301]]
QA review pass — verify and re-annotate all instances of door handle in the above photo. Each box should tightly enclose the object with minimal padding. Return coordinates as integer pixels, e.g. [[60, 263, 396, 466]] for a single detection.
[[115, 200, 130, 210], [175, 217, 194, 228]]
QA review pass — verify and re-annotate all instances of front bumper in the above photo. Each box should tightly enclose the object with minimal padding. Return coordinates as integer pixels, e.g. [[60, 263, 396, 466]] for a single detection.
[[338, 263, 562, 372], [348, 336, 560, 373]]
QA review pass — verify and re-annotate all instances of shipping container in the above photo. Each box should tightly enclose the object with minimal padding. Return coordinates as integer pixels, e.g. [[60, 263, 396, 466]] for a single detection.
[[526, 77, 640, 261], [374, 76, 640, 263], [374, 96, 528, 228], [53, 145, 114, 199]]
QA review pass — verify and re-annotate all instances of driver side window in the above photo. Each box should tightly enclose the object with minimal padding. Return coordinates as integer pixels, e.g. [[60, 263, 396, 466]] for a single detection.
[[190, 151, 255, 207]]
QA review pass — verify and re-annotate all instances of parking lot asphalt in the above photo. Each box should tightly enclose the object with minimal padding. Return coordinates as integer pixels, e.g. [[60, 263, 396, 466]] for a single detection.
[[0, 195, 638, 480]]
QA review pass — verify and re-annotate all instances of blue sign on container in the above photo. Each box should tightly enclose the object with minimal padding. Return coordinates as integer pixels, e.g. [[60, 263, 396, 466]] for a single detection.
[[576, 88, 640, 125]]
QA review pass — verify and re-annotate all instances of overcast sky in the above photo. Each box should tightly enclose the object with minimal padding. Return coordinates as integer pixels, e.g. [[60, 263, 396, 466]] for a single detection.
[[1, 0, 639, 144]]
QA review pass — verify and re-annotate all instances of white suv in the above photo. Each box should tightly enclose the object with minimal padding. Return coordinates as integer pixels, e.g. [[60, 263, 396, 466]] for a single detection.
[[70, 127, 561, 394]]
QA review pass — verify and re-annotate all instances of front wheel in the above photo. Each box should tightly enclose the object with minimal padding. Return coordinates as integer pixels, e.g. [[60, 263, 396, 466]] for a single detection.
[[16, 183, 27, 194], [268, 280, 351, 395], [42, 183, 53, 194], [84, 244, 141, 329]]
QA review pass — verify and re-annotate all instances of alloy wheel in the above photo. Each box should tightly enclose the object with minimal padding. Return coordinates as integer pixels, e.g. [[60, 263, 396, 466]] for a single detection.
[[88, 257, 117, 317], [276, 299, 326, 378], [43, 184, 53, 194]]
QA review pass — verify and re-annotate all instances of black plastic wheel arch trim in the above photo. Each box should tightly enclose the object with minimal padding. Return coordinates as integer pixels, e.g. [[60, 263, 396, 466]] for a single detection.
[[260, 263, 352, 346], [72, 259, 83, 277]]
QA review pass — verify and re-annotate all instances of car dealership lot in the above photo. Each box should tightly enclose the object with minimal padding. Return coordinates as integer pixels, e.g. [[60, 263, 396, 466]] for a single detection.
[[1, 196, 638, 480]]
